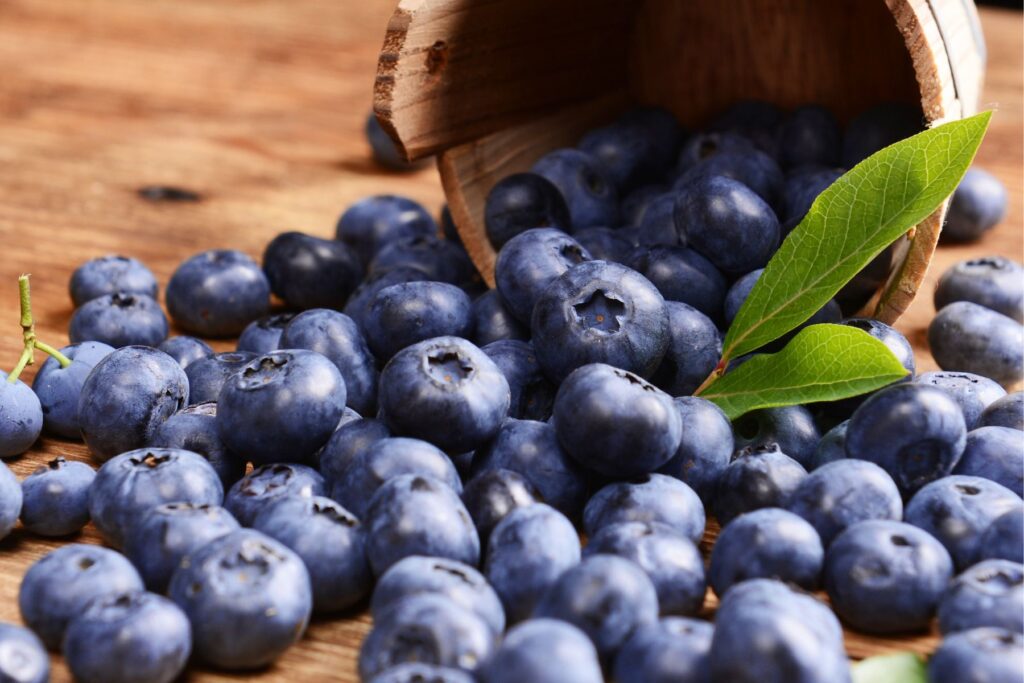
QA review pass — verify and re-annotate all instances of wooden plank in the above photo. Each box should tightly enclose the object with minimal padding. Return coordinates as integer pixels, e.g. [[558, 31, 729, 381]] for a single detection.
[[0, 1, 1018, 681]]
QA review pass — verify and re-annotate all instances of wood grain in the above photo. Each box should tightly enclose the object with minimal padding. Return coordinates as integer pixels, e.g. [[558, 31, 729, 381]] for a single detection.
[[0, 1, 1018, 681]]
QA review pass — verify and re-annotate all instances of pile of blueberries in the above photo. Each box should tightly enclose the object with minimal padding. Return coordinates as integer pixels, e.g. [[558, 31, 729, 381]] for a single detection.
[[0, 99, 1021, 683]]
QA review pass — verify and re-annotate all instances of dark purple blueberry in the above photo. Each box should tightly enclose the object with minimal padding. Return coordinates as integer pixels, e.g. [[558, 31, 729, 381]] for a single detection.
[[572, 227, 635, 264], [148, 402, 245, 489], [531, 148, 618, 230], [929, 627, 1023, 683], [583, 474, 704, 543], [156, 336, 213, 370], [336, 195, 436, 265], [980, 392, 1024, 431], [651, 301, 721, 396], [709, 100, 784, 157], [184, 351, 255, 405], [370, 234, 479, 291], [224, 463, 325, 527], [938, 559, 1024, 635], [461, 469, 539, 546], [929, 301, 1023, 386], [365, 111, 426, 171], [19, 457, 95, 537], [69, 255, 158, 307], [635, 193, 682, 247], [676, 132, 756, 174], [235, 313, 295, 354], [674, 148, 783, 211], [477, 619, 601, 683], [954, 426, 1024, 496], [494, 228, 591, 323], [484, 172, 570, 248], [658, 397, 734, 504], [628, 246, 727, 322], [712, 444, 808, 525], [614, 617, 713, 683], [732, 405, 821, 470], [841, 102, 923, 168], [778, 105, 841, 169], [942, 168, 1009, 243], [916, 370, 1006, 430], [469, 290, 529, 346], [69, 292, 168, 348], [364, 281, 472, 361], [318, 417, 391, 489], [935, 256, 1023, 324], [262, 231, 363, 310], [481, 340, 555, 421], [166, 249, 270, 338], [31, 341, 113, 438], [0, 623, 47, 683]]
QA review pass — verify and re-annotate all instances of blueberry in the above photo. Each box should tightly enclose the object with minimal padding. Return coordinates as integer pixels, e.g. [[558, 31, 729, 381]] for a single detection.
[[781, 165, 844, 227], [843, 317, 916, 375], [811, 419, 850, 469], [279, 308, 378, 414], [217, 350, 347, 465], [370, 235, 479, 291], [935, 256, 1024, 323], [635, 193, 682, 247], [69, 292, 168, 347], [469, 290, 529, 346], [484, 172, 571, 248], [364, 281, 472, 361], [709, 579, 850, 682], [930, 627, 1023, 683], [252, 495, 370, 613], [19, 544, 143, 649], [224, 462, 325, 527], [89, 447, 224, 547], [371, 555, 505, 637], [583, 474, 704, 543], [585, 521, 705, 617], [262, 231, 363, 310], [166, 249, 270, 337], [534, 554, 659, 662], [147, 402, 245, 488], [317, 416, 391, 488], [676, 132, 757, 174], [30, 341, 113, 438], [572, 227, 635, 264], [235, 313, 295, 354], [916, 370, 1006, 430], [657, 396, 734, 503], [168, 529, 312, 669], [674, 148, 784, 211], [978, 507, 1024, 564], [19, 457, 95, 537], [332, 437, 461, 518], [484, 504, 581, 623], [494, 228, 591, 323], [732, 405, 821, 469], [980, 392, 1024, 430], [712, 444, 807, 525], [710, 508, 823, 595], [905, 475, 1021, 571], [77, 346, 188, 461], [368, 664, 475, 683], [723, 269, 763, 326], [531, 148, 618, 230], [69, 255, 158, 307], [613, 617, 713, 683], [938, 559, 1024, 635], [787, 459, 902, 547], [778, 105, 842, 169], [62, 591, 191, 683], [709, 100, 784, 156], [157, 335, 213, 369], [184, 351, 255, 405], [841, 102, 923, 168], [472, 418, 587, 517], [953, 427, 1024, 496], [378, 336, 510, 453], [364, 474, 479, 576], [481, 340, 556, 421], [123, 502, 240, 592], [0, 461, 22, 540], [674, 175, 779, 274], [929, 301, 1023, 386], [345, 266, 432, 332], [845, 382, 967, 495], [477, 619, 602, 683], [365, 111, 424, 171], [336, 195, 437, 265], [621, 184, 668, 227], [942, 168, 1009, 243], [616, 107, 686, 174], [0, 622, 48, 683], [628, 246, 727, 322], [578, 117, 667, 192], [553, 363, 681, 478]]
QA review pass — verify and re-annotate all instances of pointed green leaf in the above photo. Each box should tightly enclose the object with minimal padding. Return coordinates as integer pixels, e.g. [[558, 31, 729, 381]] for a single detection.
[[852, 653, 928, 683], [700, 324, 909, 419], [722, 111, 991, 361]]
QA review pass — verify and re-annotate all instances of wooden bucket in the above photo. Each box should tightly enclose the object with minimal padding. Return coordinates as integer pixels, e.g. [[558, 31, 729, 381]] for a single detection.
[[373, 0, 985, 323]]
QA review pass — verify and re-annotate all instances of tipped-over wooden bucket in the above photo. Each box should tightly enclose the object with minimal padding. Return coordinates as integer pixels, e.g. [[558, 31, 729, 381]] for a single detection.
[[373, 0, 985, 323]]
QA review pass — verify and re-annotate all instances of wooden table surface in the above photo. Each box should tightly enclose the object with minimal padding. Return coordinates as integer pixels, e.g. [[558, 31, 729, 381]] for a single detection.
[[0, 1, 1019, 681]]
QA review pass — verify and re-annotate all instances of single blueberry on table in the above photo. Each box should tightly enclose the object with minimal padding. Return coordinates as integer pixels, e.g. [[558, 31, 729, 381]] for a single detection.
[[19, 457, 95, 537], [31, 341, 114, 438], [628, 245, 727, 322], [157, 335, 213, 370], [935, 256, 1024, 324], [787, 459, 902, 547], [845, 382, 967, 495], [148, 402, 245, 489], [168, 529, 312, 669], [224, 463, 325, 527], [572, 227, 634, 264], [262, 231, 363, 311], [531, 148, 618, 230], [378, 336, 510, 453], [0, 461, 22, 541], [811, 419, 850, 469], [477, 619, 602, 683], [954, 426, 1024, 496], [365, 111, 425, 171], [0, 622, 48, 683], [336, 194, 437, 265], [317, 416, 390, 488], [710, 507, 824, 596], [583, 474, 704, 543], [371, 555, 505, 637], [841, 101, 923, 168], [980, 391, 1024, 431], [0, 373, 42, 459], [657, 396, 734, 504], [165, 249, 270, 337], [484, 172, 571, 248], [928, 627, 1023, 683], [484, 503, 581, 624], [364, 281, 472, 361], [941, 167, 1009, 244], [585, 521, 706, 617], [253, 495, 371, 613], [978, 506, 1024, 564], [916, 370, 1007, 430], [905, 475, 1021, 571], [824, 519, 953, 633], [279, 308, 378, 414], [613, 617, 713, 683], [217, 349, 347, 465], [469, 290, 529, 347], [732, 405, 821, 470], [88, 447, 224, 548], [482, 340, 556, 421], [553, 363, 681, 479], [68, 292, 168, 348], [494, 228, 591, 323], [778, 104, 842, 169], [235, 312, 295, 354], [709, 100, 784, 156], [123, 502, 240, 593], [461, 469, 539, 547], [19, 544, 144, 650], [69, 255, 158, 307], [77, 346, 188, 461], [674, 147, 784, 212], [929, 301, 1023, 387], [369, 234, 478, 291], [184, 351, 255, 405], [938, 559, 1024, 635], [62, 590, 191, 683], [712, 444, 808, 525]]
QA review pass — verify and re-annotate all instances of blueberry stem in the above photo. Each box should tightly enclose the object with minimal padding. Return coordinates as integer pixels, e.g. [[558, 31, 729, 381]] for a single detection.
[[693, 359, 727, 396], [7, 274, 70, 382]]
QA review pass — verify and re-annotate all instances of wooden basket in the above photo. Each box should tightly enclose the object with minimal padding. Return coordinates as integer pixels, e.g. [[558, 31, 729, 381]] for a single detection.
[[373, 0, 985, 323]]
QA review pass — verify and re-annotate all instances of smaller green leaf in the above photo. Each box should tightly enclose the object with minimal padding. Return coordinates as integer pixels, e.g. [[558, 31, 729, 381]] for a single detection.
[[699, 324, 909, 420], [852, 652, 928, 683]]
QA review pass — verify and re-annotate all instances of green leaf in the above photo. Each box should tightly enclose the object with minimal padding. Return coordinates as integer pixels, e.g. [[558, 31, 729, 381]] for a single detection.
[[700, 324, 909, 419], [722, 111, 991, 361], [852, 653, 928, 683]]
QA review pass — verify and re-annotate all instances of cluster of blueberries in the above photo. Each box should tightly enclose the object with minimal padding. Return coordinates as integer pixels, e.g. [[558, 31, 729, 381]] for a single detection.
[[0, 99, 1020, 683]]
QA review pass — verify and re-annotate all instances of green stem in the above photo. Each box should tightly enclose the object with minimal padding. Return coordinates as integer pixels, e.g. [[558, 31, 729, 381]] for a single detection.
[[6, 274, 70, 381], [34, 340, 71, 368], [7, 346, 32, 383]]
